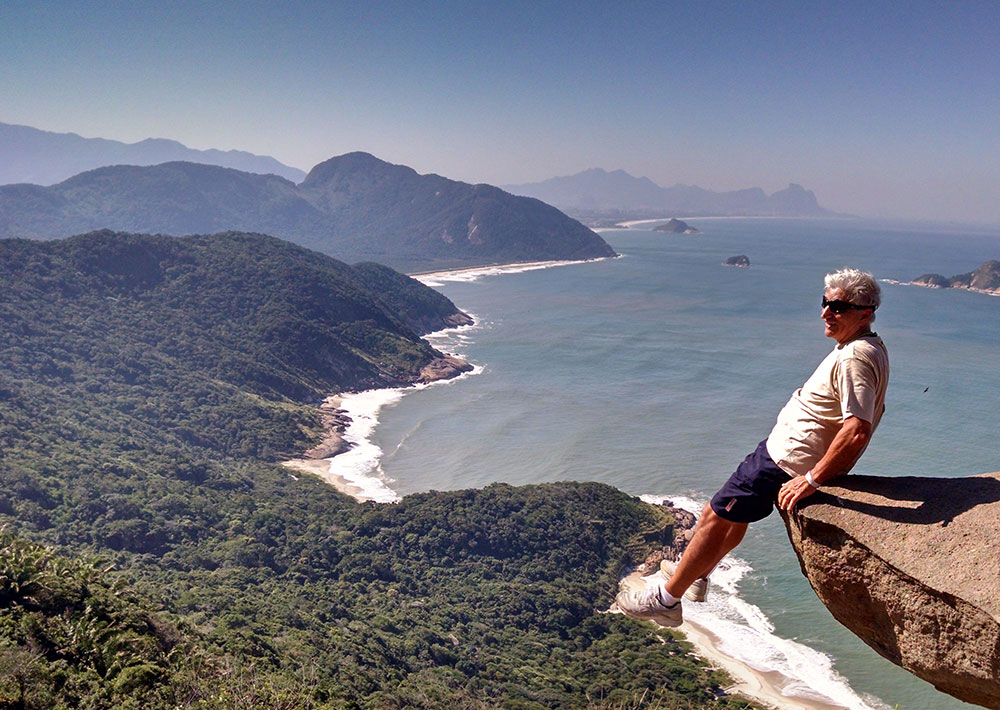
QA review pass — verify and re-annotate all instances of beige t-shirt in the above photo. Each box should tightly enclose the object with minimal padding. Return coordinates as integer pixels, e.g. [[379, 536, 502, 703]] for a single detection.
[[766, 334, 889, 476]]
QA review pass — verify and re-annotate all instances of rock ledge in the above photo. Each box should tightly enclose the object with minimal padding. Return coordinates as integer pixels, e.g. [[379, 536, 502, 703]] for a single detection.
[[780, 473, 1000, 708]]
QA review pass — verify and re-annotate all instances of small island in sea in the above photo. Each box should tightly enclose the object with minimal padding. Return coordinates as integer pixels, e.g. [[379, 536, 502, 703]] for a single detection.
[[910, 260, 1000, 295], [723, 255, 750, 268], [653, 218, 700, 234]]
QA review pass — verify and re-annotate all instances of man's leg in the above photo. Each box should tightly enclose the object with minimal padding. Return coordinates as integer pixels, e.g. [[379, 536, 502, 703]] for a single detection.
[[664, 502, 746, 598]]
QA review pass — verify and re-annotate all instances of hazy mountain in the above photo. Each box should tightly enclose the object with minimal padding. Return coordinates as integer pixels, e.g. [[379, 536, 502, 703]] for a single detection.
[[0, 121, 306, 184], [0, 152, 615, 271], [503, 168, 835, 217]]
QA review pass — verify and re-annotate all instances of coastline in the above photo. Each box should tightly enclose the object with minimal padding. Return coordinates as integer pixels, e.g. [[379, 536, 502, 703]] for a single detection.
[[284, 256, 610, 502], [616, 570, 853, 710], [411, 255, 613, 286], [882, 278, 1000, 297], [682, 619, 846, 710], [612, 216, 852, 229], [279, 356, 475, 503]]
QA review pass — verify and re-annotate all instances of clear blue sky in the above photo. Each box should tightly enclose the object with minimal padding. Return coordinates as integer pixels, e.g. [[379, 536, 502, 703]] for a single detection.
[[3, 0, 999, 223]]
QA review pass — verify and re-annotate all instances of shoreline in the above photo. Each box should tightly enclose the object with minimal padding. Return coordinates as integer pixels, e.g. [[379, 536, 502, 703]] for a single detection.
[[616, 570, 849, 710], [681, 619, 846, 710], [279, 356, 475, 503], [882, 278, 1000, 298], [284, 256, 610, 501]]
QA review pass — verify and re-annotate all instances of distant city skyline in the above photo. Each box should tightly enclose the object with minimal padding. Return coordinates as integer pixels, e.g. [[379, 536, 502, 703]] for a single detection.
[[3, 1, 999, 224]]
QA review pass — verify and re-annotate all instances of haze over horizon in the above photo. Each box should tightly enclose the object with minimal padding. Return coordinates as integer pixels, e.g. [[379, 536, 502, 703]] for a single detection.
[[3, 1, 999, 225]]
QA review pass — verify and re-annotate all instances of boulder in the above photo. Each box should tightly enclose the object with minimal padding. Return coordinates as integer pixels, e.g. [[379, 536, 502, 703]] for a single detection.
[[780, 473, 1000, 708], [417, 355, 474, 383]]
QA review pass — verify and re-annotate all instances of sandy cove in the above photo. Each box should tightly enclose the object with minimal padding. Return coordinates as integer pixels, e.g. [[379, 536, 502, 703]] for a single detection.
[[280, 355, 472, 501]]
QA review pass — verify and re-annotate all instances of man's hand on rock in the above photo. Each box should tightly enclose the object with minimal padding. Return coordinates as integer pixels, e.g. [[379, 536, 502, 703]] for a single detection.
[[778, 475, 817, 511]]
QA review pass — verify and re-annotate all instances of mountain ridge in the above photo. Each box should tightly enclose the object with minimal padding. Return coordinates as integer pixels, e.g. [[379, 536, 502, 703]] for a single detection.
[[503, 167, 836, 217], [0, 153, 616, 271], [0, 120, 307, 184]]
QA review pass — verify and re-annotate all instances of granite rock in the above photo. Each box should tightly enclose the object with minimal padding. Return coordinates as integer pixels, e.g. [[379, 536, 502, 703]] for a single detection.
[[780, 473, 1000, 708], [417, 355, 474, 384]]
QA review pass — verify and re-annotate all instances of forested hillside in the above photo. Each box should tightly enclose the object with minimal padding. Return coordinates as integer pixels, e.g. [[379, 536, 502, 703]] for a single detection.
[[0, 154, 617, 271], [0, 232, 755, 708]]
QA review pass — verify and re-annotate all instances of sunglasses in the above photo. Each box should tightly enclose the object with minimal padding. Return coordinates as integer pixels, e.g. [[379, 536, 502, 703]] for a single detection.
[[822, 297, 872, 314]]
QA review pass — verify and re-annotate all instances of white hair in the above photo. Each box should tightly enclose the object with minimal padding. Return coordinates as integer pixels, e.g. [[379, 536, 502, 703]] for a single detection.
[[825, 268, 880, 320]]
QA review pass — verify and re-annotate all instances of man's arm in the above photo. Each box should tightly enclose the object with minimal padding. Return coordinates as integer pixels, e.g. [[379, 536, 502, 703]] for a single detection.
[[777, 415, 872, 511]]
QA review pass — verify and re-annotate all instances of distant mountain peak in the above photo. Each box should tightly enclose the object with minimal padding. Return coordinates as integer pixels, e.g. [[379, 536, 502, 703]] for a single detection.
[[0, 121, 306, 185], [301, 151, 418, 187], [503, 168, 835, 217]]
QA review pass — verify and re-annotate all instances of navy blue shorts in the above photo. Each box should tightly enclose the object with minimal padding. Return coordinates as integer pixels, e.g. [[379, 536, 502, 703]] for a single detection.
[[710, 439, 792, 523]]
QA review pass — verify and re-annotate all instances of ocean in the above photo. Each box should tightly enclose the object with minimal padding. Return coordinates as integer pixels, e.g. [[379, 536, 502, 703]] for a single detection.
[[331, 218, 999, 710]]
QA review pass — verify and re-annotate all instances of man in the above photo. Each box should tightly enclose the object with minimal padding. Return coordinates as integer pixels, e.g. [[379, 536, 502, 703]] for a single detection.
[[617, 268, 889, 627]]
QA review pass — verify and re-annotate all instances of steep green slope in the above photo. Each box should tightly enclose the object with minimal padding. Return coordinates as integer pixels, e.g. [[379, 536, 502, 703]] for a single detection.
[[297, 152, 617, 270], [0, 233, 755, 709], [0, 155, 617, 271]]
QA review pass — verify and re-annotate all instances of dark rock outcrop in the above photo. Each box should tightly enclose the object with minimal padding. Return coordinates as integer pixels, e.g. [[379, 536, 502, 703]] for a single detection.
[[417, 355, 474, 384], [724, 255, 750, 267], [912, 273, 951, 288], [653, 218, 699, 234], [780, 473, 1000, 709]]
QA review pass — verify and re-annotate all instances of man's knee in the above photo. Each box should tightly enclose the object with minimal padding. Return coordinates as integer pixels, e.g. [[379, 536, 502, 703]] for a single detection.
[[698, 506, 748, 537]]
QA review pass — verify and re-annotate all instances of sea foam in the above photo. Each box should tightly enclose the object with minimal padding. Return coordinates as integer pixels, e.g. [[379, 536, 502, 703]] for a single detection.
[[639, 494, 891, 710], [324, 316, 484, 503]]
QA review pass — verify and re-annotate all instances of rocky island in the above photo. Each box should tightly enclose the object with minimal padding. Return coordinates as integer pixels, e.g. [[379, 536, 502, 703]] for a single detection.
[[653, 218, 700, 234], [723, 255, 750, 267], [911, 260, 1000, 295]]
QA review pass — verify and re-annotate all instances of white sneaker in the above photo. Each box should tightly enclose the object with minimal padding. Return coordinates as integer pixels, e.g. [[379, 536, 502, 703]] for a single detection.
[[615, 585, 682, 627], [659, 559, 709, 603]]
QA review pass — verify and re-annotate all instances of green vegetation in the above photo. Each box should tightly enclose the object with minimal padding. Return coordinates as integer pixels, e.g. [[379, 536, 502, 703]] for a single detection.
[[0, 232, 758, 708]]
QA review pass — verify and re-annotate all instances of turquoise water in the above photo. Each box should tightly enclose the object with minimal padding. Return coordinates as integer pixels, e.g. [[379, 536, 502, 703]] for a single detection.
[[356, 218, 999, 709]]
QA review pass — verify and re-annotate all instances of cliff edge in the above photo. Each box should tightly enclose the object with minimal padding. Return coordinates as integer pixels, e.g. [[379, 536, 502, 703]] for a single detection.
[[780, 473, 1000, 708]]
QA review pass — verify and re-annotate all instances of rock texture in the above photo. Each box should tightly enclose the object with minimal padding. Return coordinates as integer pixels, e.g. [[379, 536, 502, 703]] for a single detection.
[[417, 355, 474, 384], [780, 473, 1000, 708]]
